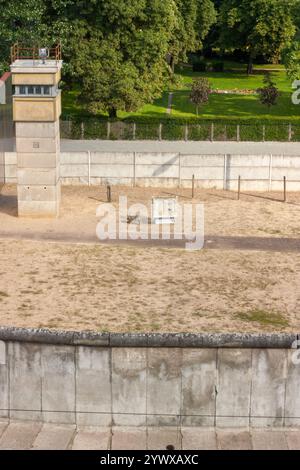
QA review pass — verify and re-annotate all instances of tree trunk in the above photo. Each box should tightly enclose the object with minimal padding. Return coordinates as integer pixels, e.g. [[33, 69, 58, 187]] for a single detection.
[[169, 55, 175, 74], [108, 107, 117, 119], [247, 56, 254, 75]]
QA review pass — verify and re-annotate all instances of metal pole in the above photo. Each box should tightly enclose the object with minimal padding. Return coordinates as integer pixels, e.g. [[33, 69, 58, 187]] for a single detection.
[[192, 174, 195, 199], [88, 151, 91, 186], [268, 154, 273, 192], [223, 154, 227, 190], [107, 185, 112, 203]]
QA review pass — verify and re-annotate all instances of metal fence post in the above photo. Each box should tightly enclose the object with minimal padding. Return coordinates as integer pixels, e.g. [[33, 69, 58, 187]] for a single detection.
[[81, 122, 84, 139], [237, 175, 241, 200], [159, 123, 162, 141], [192, 174, 195, 198], [268, 154, 273, 192], [133, 151, 136, 187], [185, 124, 188, 141], [288, 123, 292, 142], [262, 125, 265, 142], [133, 122, 136, 140], [237, 124, 240, 142], [107, 121, 111, 140], [223, 154, 227, 190], [211, 122, 214, 142], [88, 151, 91, 186]]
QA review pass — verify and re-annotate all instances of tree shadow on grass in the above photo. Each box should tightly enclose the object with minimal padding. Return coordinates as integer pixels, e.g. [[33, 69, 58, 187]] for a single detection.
[[170, 90, 300, 121]]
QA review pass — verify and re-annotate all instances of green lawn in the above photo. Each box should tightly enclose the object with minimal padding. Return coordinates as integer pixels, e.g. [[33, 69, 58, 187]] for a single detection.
[[62, 60, 300, 123]]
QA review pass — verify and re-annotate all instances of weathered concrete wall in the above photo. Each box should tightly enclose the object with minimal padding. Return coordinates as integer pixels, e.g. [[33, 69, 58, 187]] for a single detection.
[[4, 151, 300, 191], [0, 72, 14, 184], [0, 328, 299, 428]]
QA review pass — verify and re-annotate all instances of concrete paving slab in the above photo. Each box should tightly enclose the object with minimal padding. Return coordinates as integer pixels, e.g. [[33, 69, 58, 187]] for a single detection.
[[217, 430, 252, 450], [182, 427, 217, 450], [32, 423, 75, 450], [112, 427, 146, 450], [0, 421, 42, 449], [285, 431, 300, 450], [252, 430, 289, 450], [147, 427, 182, 450], [72, 427, 111, 450]]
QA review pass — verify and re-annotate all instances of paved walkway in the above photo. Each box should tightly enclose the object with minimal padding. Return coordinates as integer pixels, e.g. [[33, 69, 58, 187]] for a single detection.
[[61, 139, 300, 155], [1, 231, 300, 253], [0, 421, 299, 450]]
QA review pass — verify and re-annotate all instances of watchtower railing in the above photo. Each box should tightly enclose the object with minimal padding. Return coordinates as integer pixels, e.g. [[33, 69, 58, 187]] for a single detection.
[[10, 43, 62, 64]]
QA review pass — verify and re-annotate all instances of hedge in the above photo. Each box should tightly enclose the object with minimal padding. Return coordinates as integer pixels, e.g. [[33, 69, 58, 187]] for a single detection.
[[60, 119, 300, 142]]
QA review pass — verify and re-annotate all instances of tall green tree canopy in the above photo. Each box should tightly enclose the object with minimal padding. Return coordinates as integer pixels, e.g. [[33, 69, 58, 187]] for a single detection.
[[168, 0, 216, 70], [70, 0, 178, 117], [218, 0, 297, 73]]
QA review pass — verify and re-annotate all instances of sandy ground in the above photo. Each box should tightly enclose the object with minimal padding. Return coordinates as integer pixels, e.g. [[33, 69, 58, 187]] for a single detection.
[[0, 239, 299, 333], [1, 184, 300, 239], [0, 184, 300, 333]]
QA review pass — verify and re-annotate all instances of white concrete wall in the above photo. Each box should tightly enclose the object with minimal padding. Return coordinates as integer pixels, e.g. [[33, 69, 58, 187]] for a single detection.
[[4, 151, 300, 190], [0, 152, 4, 184], [0, 341, 299, 427]]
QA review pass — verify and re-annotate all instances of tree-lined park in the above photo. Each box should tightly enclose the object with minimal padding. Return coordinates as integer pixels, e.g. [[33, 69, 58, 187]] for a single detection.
[[1, 0, 300, 126]]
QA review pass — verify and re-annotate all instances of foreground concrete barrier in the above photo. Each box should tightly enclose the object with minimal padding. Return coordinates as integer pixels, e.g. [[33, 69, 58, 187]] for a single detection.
[[0, 328, 299, 427]]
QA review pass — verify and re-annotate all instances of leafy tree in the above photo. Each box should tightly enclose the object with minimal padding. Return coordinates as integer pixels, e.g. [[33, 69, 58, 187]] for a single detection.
[[257, 72, 280, 107], [190, 77, 212, 115], [282, 0, 300, 79], [72, 0, 178, 118], [169, 0, 216, 72], [283, 42, 300, 80], [218, 0, 297, 74], [0, 0, 49, 74]]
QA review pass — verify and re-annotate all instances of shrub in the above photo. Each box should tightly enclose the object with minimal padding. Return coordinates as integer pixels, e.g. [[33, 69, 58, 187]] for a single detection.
[[240, 123, 263, 141], [264, 124, 289, 141], [135, 123, 159, 140], [212, 62, 224, 72], [188, 124, 211, 141], [291, 124, 300, 142], [190, 78, 212, 115], [161, 121, 185, 140], [84, 120, 107, 139], [257, 73, 280, 108], [192, 61, 207, 72]]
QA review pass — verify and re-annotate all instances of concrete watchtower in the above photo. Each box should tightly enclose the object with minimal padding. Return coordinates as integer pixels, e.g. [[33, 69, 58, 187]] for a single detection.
[[10, 44, 62, 217]]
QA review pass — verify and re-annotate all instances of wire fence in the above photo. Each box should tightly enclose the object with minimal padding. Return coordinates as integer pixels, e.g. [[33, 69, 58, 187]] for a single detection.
[[60, 120, 300, 142]]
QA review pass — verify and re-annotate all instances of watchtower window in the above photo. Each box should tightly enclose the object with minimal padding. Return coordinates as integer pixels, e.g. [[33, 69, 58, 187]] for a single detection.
[[14, 85, 56, 96]]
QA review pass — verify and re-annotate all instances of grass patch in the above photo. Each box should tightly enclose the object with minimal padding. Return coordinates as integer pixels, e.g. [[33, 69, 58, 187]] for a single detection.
[[62, 60, 300, 124], [236, 309, 289, 328]]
